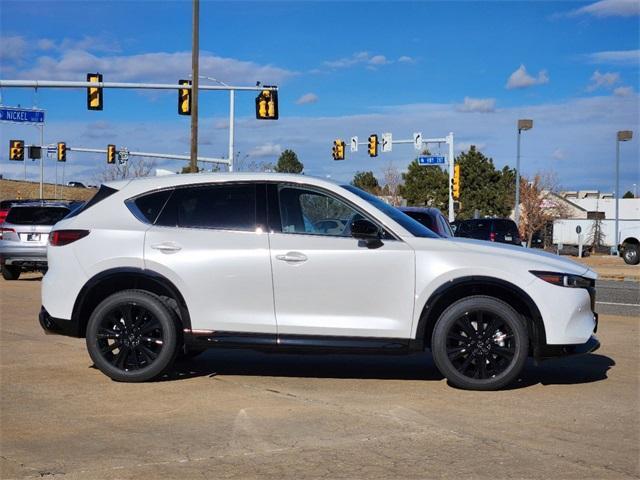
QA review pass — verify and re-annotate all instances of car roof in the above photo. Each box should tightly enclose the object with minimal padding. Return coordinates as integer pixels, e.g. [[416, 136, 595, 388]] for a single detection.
[[107, 172, 342, 196]]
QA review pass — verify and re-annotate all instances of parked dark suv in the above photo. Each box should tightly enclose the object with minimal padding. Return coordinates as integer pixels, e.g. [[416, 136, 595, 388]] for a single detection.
[[453, 218, 522, 246], [399, 207, 453, 238]]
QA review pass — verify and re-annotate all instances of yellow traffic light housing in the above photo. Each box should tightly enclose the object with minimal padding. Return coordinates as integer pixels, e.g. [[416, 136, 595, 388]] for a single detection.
[[57, 142, 67, 162], [178, 79, 191, 116], [452, 164, 461, 199], [87, 73, 103, 111], [332, 139, 345, 161], [367, 134, 378, 157], [107, 144, 116, 164], [9, 140, 24, 161], [255, 87, 279, 120]]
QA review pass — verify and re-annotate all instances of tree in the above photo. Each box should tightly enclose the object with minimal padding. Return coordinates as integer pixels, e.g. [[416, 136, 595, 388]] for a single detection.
[[400, 153, 448, 209], [351, 171, 380, 194], [518, 172, 569, 247], [382, 163, 402, 206], [274, 149, 303, 174], [96, 157, 155, 183], [456, 146, 515, 219], [623, 191, 635, 199]]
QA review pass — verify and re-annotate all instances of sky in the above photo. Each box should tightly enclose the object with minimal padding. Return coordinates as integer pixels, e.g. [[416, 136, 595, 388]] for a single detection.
[[0, 0, 638, 194]]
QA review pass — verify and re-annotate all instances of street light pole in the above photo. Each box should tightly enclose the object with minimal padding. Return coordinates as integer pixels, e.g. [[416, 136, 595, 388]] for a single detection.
[[189, 0, 200, 173], [614, 130, 633, 253], [514, 119, 533, 226]]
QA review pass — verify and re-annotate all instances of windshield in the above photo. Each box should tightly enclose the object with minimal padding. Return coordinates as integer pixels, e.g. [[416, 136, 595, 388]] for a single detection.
[[342, 185, 440, 238]]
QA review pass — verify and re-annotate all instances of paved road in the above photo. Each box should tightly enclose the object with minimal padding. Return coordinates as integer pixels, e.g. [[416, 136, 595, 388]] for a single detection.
[[1, 275, 638, 479], [596, 280, 640, 317]]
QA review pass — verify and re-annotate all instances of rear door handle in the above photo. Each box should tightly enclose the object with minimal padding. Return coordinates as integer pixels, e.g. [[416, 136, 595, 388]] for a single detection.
[[276, 252, 308, 263], [151, 242, 182, 253]]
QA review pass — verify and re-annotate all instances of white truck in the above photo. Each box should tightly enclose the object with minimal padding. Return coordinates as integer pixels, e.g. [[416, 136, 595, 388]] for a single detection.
[[619, 225, 639, 265]]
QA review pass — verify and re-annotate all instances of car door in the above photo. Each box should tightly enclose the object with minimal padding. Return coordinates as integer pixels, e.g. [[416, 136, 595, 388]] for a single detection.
[[268, 183, 415, 339], [143, 183, 276, 334]]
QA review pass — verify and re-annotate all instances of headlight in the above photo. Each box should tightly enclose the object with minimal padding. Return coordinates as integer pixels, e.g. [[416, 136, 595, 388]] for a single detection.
[[530, 271, 593, 288]]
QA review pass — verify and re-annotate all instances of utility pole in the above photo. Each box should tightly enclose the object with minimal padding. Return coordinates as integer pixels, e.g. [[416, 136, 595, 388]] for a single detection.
[[190, 0, 200, 173]]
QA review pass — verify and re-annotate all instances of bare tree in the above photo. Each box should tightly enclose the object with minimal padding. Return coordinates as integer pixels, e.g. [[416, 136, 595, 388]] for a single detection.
[[234, 151, 274, 172], [519, 172, 569, 247], [381, 162, 402, 206], [95, 157, 156, 183]]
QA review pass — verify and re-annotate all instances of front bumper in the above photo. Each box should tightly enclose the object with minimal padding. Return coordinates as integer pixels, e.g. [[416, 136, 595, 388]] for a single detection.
[[38, 306, 81, 337], [536, 334, 600, 360]]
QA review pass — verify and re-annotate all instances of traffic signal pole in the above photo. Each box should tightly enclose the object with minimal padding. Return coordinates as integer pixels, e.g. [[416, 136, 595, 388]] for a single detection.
[[189, 0, 200, 173]]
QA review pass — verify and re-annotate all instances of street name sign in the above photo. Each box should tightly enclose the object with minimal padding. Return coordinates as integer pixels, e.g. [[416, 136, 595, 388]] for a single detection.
[[418, 155, 445, 165], [0, 107, 45, 123]]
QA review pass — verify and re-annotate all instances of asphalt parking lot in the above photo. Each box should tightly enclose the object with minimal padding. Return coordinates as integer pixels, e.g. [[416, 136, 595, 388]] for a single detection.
[[1, 274, 638, 479]]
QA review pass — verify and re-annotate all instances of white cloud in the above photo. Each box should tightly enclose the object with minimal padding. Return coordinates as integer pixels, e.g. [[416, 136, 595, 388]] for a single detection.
[[586, 70, 620, 91], [613, 86, 634, 96], [456, 97, 496, 113], [398, 56, 415, 64], [0, 36, 27, 61], [586, 49, 640, 66], [36, 39, 56, 51], [296, 93, 319, 105], [324, 51, 392, 69], [506, 65, 549, 89], [568, 0, 639, 17], [552, 148, 566, 160], [9, 50, 296, 85], [249, 142, 282, 157]]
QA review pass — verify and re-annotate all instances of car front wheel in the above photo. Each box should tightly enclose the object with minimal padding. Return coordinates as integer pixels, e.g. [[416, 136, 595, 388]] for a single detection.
[[622, 244, 639, 265], [86, 290, 178, 382], [432, 295, 529, 391]]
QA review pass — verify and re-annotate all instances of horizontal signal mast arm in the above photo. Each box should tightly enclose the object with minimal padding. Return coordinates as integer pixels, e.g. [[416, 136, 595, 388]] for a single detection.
[[0, 80, 278, 92]]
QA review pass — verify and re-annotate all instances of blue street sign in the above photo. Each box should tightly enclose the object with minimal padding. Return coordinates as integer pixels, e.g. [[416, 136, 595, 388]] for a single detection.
[[0, 107, 45, 124], [418, 155, 445, 165]]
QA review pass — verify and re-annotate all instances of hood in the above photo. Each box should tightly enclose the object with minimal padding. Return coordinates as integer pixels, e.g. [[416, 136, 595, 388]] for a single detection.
[[450, 238, 592, 276], [406, 236, 594, 278]]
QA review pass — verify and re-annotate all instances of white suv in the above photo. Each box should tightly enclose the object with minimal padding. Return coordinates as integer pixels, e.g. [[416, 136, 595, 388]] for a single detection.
[[40, 173, 599, 390]]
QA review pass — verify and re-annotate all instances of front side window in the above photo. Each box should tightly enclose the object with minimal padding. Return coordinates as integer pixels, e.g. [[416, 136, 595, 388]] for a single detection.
[[278, 186, 361, 236], [157, 184, 257, 231]]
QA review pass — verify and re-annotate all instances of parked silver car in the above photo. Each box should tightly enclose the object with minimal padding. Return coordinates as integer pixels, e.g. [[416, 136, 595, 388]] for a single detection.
[[0, 201, 75, 280]]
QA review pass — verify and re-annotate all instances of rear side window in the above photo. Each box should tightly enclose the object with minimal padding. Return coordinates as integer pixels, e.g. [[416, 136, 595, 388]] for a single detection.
[[157, 184, 257, 231], [405, 212, 437, 231], [131, 190, 173, 224], [64, 185, 118, 219], [492, 219, 518, 234], [6, 207, 70, 225]]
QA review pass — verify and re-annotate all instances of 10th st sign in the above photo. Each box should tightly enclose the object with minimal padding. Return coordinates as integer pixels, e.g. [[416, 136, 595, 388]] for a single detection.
[[0, 107, 45, 123]]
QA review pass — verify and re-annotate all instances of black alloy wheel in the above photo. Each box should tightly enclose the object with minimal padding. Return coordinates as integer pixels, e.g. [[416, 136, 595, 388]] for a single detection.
[[86, 290, 178, 382], [432, 296, 529, 391]]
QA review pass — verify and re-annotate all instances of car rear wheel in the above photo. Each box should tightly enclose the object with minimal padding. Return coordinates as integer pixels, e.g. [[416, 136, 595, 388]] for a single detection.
[[86, 290, 178, 382], [432, 295, 528, 391], [622, 244, 639, 265], [1, 265, 21, 280]]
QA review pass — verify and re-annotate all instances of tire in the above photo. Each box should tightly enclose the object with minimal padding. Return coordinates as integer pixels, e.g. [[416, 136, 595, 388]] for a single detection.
[[1, 265, 21, 280], [86, 290, 178, 382], [622, 244, 639, 265], [431, 295, 529, 391]]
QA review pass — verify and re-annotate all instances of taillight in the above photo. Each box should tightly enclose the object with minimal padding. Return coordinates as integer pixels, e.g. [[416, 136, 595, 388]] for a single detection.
[[49, 230, 89, 246], [0, 227, 15, 240], [0, 210, 8, 223], [489, 232, 496, 242]]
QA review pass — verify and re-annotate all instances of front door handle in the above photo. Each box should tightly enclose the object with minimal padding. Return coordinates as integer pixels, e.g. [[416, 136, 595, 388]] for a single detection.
[[276, 252, 308, 263], [151, 242, 182, 253]]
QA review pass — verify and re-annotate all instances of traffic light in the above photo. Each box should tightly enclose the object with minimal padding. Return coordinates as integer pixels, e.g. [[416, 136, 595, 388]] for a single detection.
[[255, 87, 278, 120], [452, 164, 461, 199], [178, 79, 191, 116], [57, 142, 66, 162], [107, 144, 116, 164], [367, 134, 378, 157], [9, 140, 24, 161], [87, 73, 103, 111], [332, 139, 345, 161]]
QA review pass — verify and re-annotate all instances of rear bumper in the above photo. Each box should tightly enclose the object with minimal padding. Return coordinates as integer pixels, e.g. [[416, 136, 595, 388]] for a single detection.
[[38, 306, 81, 337], [0, 243, 47, 265]]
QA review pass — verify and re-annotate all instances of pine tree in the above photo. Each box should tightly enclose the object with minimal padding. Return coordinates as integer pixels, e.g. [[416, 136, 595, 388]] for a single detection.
[[274, 149, 304, 174]]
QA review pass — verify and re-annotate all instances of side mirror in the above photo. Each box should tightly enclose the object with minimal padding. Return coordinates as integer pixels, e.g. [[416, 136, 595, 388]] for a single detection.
[[350, 218, 379, 239]]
